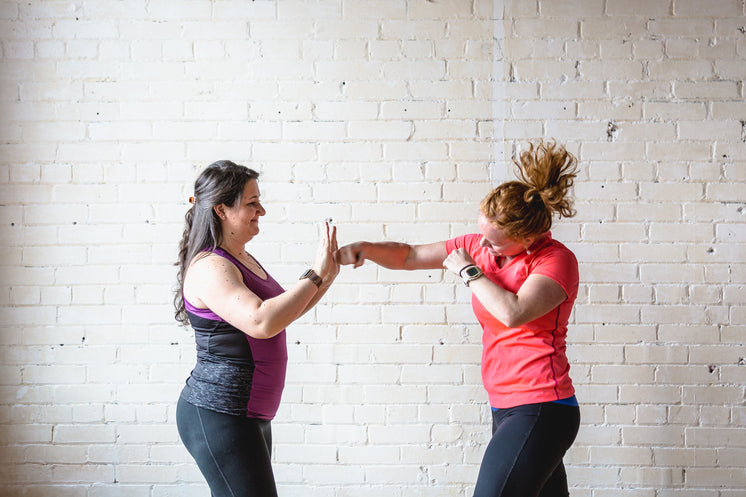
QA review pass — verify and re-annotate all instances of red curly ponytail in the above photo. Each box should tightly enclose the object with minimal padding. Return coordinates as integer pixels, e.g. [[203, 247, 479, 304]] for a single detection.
[[480, 140, 577, 241]]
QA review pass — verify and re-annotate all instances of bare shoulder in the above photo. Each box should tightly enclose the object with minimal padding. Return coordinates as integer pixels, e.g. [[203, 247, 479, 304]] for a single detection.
[[184, 252, 242, 303], [189, 251, 236, 272]]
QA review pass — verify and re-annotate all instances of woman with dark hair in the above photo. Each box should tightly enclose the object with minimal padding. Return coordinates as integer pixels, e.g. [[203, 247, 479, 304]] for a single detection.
[[335, 141, 581, 497], [174, 160, 338, 497]]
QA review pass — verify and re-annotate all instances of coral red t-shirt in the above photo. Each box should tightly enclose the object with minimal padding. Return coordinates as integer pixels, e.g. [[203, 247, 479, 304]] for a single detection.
[[446, 232, 578, 409]]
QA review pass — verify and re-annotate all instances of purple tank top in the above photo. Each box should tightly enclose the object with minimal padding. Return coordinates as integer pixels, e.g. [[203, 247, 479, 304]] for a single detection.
[[181, 247, 287, 420]]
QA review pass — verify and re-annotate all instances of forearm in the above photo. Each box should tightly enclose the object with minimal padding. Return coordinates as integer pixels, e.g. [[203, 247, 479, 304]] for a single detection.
[[466, 273, 568, 328], [252, 279, 320, 337], [299, 273, 336, 316], [467, 278, 522, 327], [358, 241, 414, 269]]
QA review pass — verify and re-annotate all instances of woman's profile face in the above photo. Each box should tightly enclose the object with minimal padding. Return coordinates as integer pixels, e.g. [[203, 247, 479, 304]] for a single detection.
[[220, 179, 266, 242], [477, 212, 527, 258]]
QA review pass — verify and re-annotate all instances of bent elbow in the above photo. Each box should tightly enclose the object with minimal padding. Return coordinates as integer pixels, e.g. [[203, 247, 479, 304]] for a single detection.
[[499, 310, 529, 329], [501, 316, 522, 328], [243, 302, 289, 339], [247, 323, 280, 340], [239, 316, 279, 340], [249, 328, 273, 340]]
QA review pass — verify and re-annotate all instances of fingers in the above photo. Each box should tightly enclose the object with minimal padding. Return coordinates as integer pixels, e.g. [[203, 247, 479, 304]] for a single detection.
[[323, 221, 330, 248], [316, 221, 340, 280], [329, 225, 340, 276], [330, 225, 338, 252], [323, 221, 339, 251], [333, 244, 362, 267], [442, 253, 454, 272], [335, 248, 352, 265], [442, 248, 475, 275]]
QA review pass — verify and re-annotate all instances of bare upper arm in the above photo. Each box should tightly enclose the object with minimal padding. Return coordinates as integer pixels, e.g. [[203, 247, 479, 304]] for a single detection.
[[513, 273, 568, 324], [184, 254, 263, 327], [405, 241, 448, 270]]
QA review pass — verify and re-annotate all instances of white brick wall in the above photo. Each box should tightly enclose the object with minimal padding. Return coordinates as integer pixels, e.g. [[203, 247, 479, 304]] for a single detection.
[[0, 0, 744, 495]]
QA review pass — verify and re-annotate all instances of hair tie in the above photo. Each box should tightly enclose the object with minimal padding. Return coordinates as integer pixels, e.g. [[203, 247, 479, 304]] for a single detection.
[[189, 196, 195, 204], [525, 188, 542, 204]]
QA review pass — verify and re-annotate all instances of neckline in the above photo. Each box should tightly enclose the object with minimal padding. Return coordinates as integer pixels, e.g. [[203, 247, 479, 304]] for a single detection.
[[492, 232, 551, 269], [214, 247, 268, 281]]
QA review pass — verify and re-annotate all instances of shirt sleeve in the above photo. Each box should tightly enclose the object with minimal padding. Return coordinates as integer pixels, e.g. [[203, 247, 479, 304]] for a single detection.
[[445, 234, 482, 257], [530, 245, 579, 300]]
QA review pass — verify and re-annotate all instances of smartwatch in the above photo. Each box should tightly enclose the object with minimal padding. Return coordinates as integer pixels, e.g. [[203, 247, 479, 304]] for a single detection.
[[460, 265, 484, 286], [300, 268, 323, 288]]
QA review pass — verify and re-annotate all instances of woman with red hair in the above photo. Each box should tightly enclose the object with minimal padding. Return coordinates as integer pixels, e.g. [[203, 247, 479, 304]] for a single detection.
[[336, 141, 581, 497]]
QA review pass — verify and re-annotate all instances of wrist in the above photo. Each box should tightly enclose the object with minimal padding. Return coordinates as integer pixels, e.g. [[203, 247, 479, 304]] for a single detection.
[[312, 264, 329, 279], [458, 264, 476, 277], [300, 268, 323, 288], [460, 265, 484, 286]]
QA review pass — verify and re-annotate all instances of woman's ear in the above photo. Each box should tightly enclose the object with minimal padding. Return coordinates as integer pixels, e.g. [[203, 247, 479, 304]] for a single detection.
[[523, 236, 536, 253], [213, 204, 226, 220]]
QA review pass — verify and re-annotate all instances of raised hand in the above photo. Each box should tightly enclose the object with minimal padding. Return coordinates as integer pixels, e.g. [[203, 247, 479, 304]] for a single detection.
[[313, 221, 339, 280], [326, 222, 340, 281]]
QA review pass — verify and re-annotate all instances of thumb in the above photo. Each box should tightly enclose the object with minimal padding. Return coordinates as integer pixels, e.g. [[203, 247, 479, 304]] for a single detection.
[[353, 250, 364, 268]]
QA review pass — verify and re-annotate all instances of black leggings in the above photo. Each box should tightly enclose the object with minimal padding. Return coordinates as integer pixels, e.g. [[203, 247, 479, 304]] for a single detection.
[[176, 397, 278, 497], [473, 402, 581, 497]]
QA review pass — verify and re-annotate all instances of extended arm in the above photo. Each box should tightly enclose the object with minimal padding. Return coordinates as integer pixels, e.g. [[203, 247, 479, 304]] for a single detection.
[[335, 240, 448, 270], [185, 224, 338, 339]]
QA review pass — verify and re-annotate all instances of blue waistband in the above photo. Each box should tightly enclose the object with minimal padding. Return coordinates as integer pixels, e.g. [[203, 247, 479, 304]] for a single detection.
[[552, 395, 578, 406], [491, 395, 578, 411]]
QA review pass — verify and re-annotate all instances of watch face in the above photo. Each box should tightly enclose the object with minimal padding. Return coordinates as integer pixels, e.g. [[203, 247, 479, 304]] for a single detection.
[[464, 266, 480, 277]]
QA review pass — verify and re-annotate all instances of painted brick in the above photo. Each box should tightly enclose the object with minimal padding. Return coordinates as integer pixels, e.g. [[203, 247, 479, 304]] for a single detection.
[[0, 1, 744, 495]]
